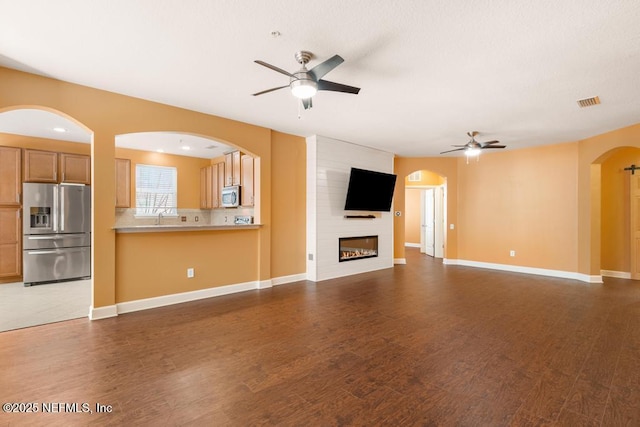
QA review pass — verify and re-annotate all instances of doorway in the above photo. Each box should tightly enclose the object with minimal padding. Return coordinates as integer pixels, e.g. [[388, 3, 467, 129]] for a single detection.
[[599, 146, 640, 280], [0, 108, 93, 332], [404, 169, 446, 259], [420, 186, 445, 258]]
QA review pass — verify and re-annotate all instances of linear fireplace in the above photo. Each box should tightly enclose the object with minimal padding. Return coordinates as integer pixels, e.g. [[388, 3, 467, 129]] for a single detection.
[[339, 235, 378, 262]]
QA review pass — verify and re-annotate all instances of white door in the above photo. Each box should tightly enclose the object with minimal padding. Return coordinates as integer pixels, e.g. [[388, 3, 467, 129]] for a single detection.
[[421, 188, 435, 257]]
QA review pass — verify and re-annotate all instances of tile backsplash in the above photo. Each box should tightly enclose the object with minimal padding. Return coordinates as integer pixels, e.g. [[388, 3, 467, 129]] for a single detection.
[[115, 207, 254, 227]]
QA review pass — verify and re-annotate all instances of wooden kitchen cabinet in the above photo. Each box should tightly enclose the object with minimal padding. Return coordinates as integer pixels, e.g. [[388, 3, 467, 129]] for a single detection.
[[0, 146, 21, 206], [24, 149, 58, 183], [224, 150, 241, 186], [60, 153, 90, 184], [215, 162, 225, 207], [200, 162, 225, 209], [241, 154, 254, 207], [200, 165, 213, 209], [0, 207, 21, 280], [115, 158, 131, 208], [211, 163, 221, 208]]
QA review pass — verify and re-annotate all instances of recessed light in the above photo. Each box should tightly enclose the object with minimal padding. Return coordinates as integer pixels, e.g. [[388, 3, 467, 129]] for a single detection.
[[157, 149, 164, 153], [181, 145, 190, 151], [53, 127, 67, 133]]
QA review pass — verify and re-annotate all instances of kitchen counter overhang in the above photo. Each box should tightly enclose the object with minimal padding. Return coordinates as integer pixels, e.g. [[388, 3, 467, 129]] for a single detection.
[[113, 224, 261, 233]]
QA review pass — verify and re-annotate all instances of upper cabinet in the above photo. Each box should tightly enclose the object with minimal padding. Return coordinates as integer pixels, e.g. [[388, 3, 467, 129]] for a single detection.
[[241, 154, 254, 207], [224, 150, 241, 186], [115, 158, 131, 208], [60, 153, 91, 184], [0, 146, 21, 206], [24, 149, 58, 183], [24, 149, 90, 185], [200, 165, 213, 209], [200, 162, 225, 209]]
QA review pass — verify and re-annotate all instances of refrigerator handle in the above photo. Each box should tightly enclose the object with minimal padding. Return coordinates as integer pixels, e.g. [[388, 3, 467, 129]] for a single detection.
[[53, 185, 58, 232], [60, 186, 65, 232]]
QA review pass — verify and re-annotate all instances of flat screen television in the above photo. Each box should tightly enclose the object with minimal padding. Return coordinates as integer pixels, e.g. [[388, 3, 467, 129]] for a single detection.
[[344, 167, 397, 212]]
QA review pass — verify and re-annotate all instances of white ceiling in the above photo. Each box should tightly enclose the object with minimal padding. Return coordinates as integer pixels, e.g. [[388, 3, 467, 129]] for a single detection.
[[1, 1, 639, 157]]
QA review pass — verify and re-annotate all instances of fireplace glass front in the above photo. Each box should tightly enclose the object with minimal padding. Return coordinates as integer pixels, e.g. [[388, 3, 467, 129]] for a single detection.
[[339, 235, 378, 262]]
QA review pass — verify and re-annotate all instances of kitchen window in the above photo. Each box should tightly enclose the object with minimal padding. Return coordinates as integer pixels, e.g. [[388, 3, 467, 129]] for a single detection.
[[135, 164, 177, 216]]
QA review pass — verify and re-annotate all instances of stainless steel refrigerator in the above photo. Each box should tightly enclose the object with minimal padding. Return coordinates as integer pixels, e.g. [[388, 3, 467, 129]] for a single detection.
[[22, 183, 91, 286]]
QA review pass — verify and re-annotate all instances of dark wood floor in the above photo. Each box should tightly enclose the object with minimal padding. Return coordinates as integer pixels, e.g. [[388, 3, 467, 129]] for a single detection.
[[1, 248, 639, 426]]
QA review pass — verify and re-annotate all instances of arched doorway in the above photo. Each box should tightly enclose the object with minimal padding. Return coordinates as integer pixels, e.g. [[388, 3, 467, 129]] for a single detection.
[[0, 107, 93, 331], [598, 146, 640, 280], [404, 169, 447, 260]]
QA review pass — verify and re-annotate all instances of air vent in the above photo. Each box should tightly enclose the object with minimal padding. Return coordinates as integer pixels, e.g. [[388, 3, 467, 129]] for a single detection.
[[205, 144, 217, 149], [577, 96, 600, 108]]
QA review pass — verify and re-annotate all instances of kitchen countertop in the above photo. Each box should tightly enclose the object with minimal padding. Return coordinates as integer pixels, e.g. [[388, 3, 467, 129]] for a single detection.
[[113, 224, 261, 233]]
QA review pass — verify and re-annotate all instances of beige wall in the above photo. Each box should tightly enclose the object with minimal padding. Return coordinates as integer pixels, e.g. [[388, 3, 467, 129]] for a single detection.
[[0, 66, 307, 309], [270, 131, 306, 278], [115, 147, 210, 209], [600, 147, 640, 272], [404, 190, 421, 244], [457, 143, 579, 270]]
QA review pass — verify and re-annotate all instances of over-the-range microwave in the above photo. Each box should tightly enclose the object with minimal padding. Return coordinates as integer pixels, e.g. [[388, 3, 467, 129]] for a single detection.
[[221, 185, 240, 208]]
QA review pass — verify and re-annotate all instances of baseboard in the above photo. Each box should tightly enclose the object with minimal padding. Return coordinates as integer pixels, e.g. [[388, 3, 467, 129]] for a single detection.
[[404, 243, 421, 248], [257, 279, 273, 289], [444, 259, 603, 283], [272, 273, 307, 286], [89, 305, 118, 320], [601, 270, 632, 279], [116, 281, 258, 315], [394, 258, 407, 265]]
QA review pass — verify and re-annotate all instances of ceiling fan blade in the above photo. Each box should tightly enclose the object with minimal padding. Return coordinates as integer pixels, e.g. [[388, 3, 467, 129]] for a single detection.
[[317, 79, 360, 94], [481, 145, 506, 149], [309, 55, 344, 80], [254, 60, 295, 78], [481, 140, 500, 146], [440, 147, 466, 154], [251, 85, 289, 96], [302, 97, 313, 110]]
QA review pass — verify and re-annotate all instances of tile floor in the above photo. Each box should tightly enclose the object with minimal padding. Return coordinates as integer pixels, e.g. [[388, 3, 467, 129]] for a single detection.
[[0, 279, 90, 332]]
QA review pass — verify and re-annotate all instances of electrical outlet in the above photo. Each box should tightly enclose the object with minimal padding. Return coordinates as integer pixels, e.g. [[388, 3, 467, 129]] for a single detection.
[[181, 216, 187, 222], [187, 268, 194, 278], [195, 216, 199, 222], [450, 224, 455, 230], [510, 250, 516, 257], [308, 254, 314, 261]]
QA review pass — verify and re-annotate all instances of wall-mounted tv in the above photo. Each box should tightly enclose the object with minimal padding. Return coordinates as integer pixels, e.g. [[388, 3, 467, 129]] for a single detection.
[[344, 167, 397, 212]]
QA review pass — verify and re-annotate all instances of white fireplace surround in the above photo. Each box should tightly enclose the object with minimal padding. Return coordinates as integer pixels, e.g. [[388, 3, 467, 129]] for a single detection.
[[306, 135, 395, 282]]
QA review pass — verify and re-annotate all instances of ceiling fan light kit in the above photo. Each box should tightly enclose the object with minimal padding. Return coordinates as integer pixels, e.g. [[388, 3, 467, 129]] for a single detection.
[[253, 50, 360, 110], [290, 78, 317, 99], [441, 131, 506, 161]]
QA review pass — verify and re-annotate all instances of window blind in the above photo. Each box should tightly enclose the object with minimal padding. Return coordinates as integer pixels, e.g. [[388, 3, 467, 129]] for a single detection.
[[135, 164, 178, 216]]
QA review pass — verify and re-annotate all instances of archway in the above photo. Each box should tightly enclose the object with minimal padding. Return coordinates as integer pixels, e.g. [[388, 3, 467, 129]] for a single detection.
[[404, 169, 447, 259], [0, 106, 94, 331], [597, 146, 640, 279]]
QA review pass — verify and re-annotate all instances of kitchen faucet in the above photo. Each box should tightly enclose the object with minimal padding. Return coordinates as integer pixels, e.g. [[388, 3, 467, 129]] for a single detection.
[[156, 212, 163, 225]]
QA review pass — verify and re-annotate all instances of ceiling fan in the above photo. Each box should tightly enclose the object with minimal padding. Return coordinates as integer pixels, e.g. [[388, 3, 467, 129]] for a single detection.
[[440, 131, 506, 156], [252, 50, 360, 110]]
